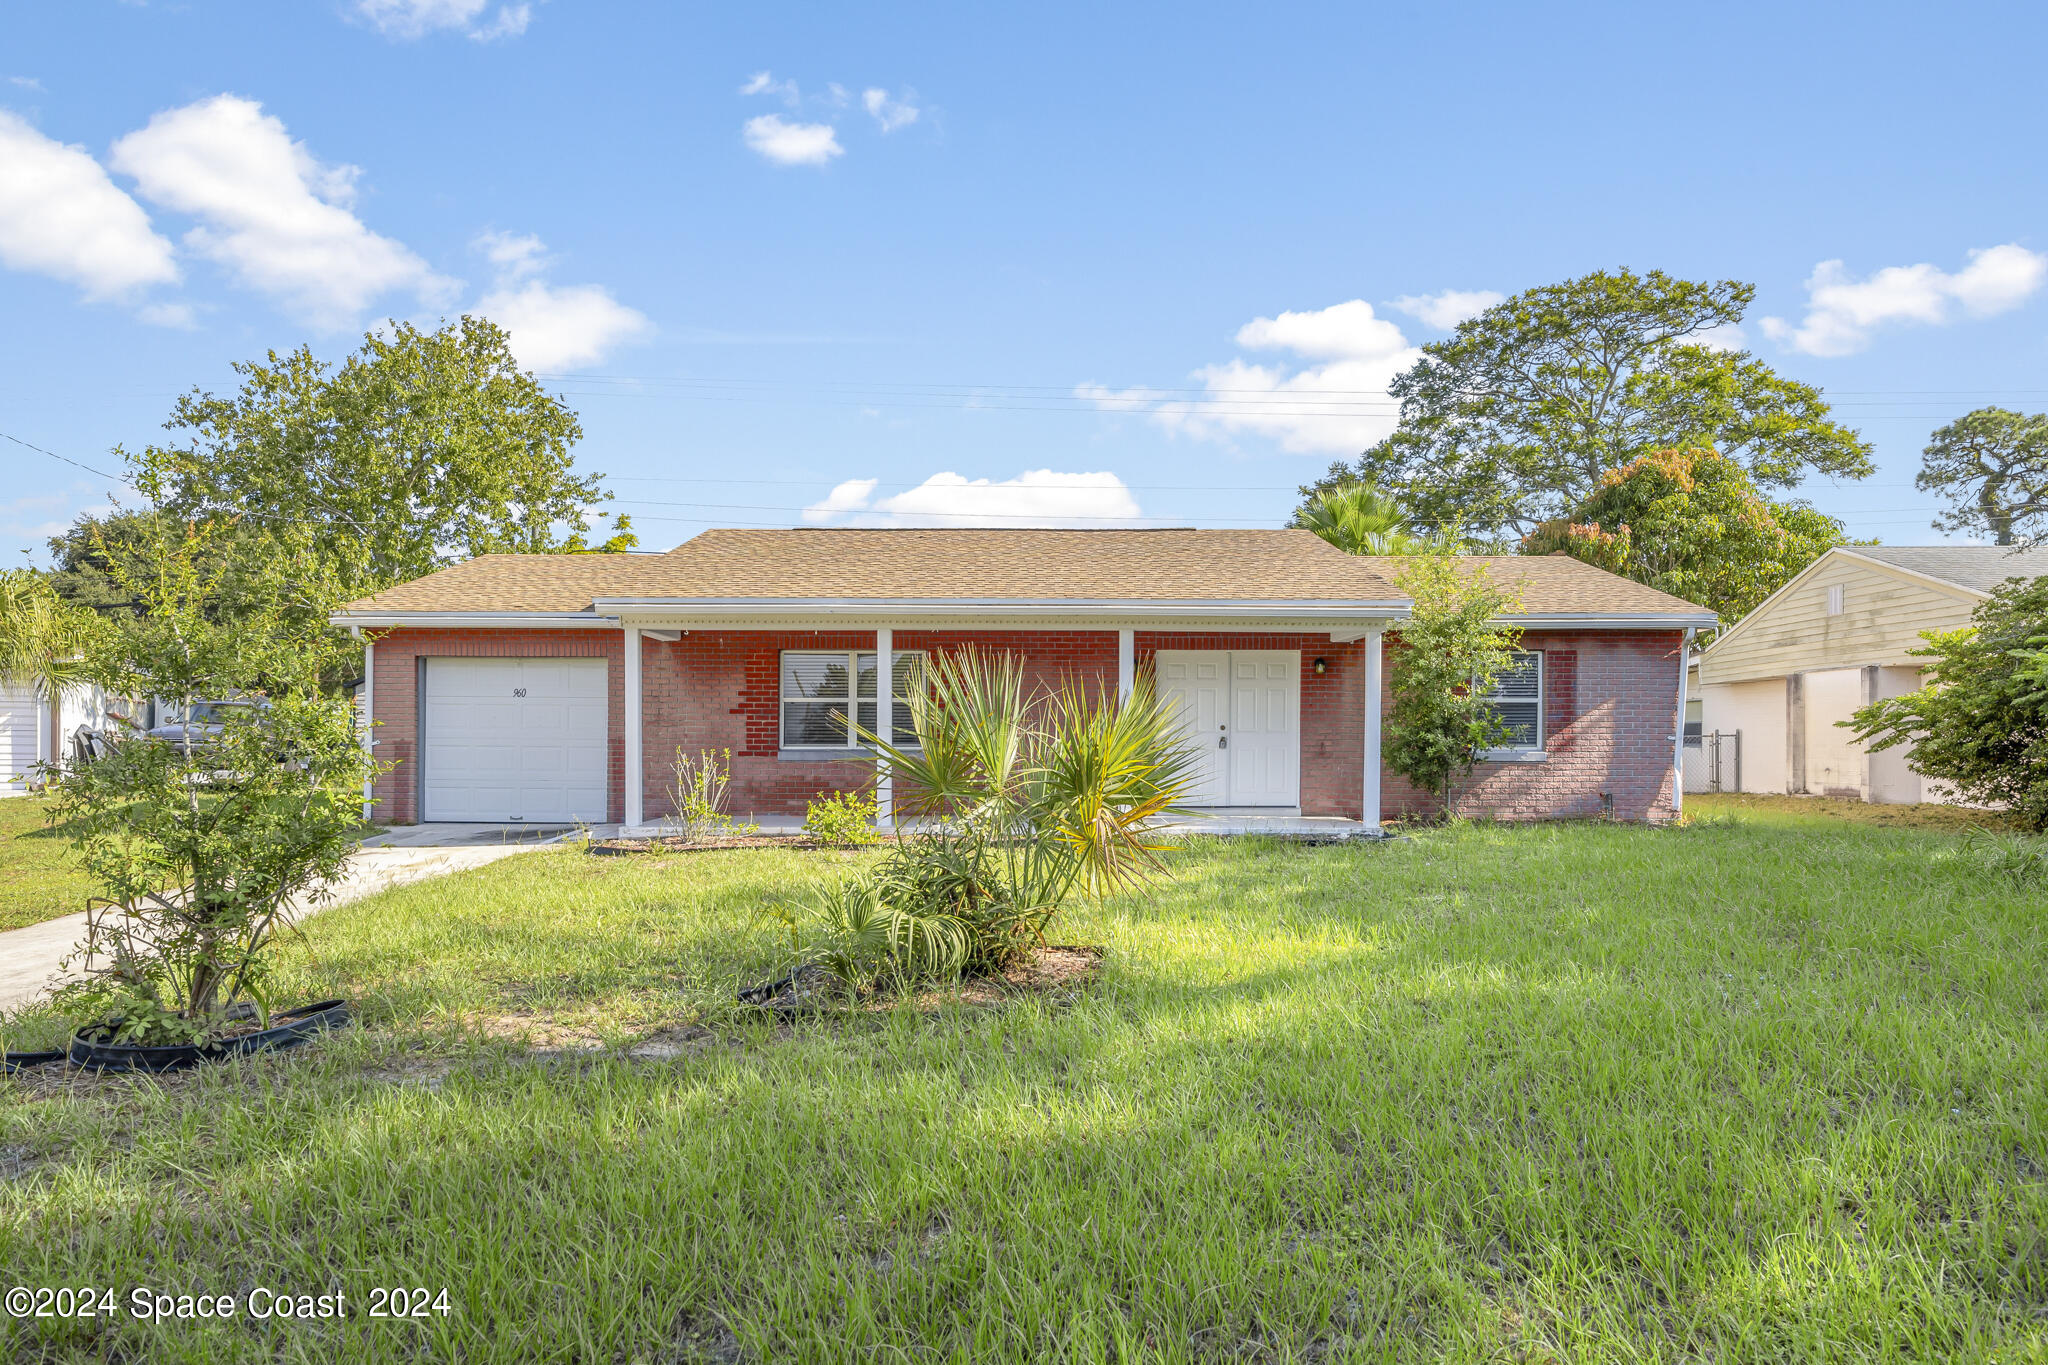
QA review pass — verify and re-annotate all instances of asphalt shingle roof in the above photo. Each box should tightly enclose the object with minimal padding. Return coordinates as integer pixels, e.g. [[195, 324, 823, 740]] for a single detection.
[[1848, 545, 2048, 594], [338, 529, 1714, 619]]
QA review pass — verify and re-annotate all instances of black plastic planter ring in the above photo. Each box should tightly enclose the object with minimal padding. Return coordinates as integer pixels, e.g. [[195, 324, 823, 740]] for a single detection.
[[61, 1000, 353, 1074]]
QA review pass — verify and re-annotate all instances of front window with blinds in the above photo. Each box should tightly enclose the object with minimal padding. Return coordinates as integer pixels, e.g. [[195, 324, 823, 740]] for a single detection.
[[780, 651, 924, 749], [1481, 651, 1543, 751]]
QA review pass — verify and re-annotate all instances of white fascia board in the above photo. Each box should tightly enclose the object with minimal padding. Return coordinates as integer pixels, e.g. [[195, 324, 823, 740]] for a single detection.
[[327, 611, 619, 629], [591, 597, 1413, 618]]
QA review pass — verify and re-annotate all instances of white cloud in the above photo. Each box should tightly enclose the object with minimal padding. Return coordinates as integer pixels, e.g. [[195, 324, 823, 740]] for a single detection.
[[353, 0, 531, 41], [471, 233, 650, 371], [1235, 299, 1410, 361], [1761, 244, 2048, 357], [473, 228, 545, 279], [802, 471, 1143, 527], [743, 114, 843, 167], [1080, 300, 1420, 455], [740, 71, 801, 105], [862, 87, 919, 132], [1388, 288, 1503, 331], [0, 110, 177, 300], [8, 76, 43, 91], [109, 95, 453, 328]]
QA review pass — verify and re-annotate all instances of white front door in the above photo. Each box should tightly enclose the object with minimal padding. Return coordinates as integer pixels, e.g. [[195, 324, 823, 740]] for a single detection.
[[1155, 650, 1300, 807], [423, 658, 609, 822], [1155, 652, 1228, 805]]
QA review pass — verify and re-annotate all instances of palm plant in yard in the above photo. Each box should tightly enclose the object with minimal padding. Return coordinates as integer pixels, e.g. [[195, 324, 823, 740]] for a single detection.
[[782, 649, 1202, 987]]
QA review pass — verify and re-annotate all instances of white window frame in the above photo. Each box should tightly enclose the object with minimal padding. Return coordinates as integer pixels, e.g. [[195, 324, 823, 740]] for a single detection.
[[778, 650, 925, 751], [1480, 650, 1545, 760]]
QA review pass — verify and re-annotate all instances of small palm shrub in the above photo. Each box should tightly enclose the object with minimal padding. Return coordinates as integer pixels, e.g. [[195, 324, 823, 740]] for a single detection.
[[802, 789, 881, 848], [782, 649, 1201, 989]]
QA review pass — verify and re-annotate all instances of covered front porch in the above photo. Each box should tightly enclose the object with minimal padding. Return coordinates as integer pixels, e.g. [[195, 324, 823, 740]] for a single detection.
[[608, 614, 1395, 838]]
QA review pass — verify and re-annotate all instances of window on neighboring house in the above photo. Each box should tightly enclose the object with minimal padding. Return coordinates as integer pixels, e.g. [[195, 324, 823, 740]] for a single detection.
[[1480, 651, 1543, 751], [1826, 584, 1845, 615], [780, 651, 925, 749]]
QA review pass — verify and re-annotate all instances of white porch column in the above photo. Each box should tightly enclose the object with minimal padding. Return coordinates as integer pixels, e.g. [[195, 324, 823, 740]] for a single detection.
[[1117, 628, 1135, 701], [623, 625, 644, 830], [1362, 628, 1384, 832], [360, 634, 375, 820], [1671, 628, 1695, 819], [875, 627, 894, 828]]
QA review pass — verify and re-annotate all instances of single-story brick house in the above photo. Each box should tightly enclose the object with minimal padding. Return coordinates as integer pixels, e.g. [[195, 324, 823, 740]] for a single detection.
[[331, 528, 1716, 831]]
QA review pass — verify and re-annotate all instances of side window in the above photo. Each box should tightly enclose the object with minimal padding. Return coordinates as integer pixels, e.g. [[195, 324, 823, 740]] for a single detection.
[[1481, 651, 1543, 750]]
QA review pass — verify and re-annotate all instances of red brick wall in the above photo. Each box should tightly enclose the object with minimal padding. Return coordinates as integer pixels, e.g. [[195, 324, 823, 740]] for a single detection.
[[1135, 631, 1366, 820], [1376, 629, 1684, 824], [643, 628, 1120, 818], [365, 628, 625, 825], [365, 624, 1682, 826]]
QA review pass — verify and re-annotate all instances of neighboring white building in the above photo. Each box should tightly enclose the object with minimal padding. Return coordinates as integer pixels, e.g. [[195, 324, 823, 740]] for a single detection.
[[0, 681, 123, 796], [1694, 545, 2048, 803]]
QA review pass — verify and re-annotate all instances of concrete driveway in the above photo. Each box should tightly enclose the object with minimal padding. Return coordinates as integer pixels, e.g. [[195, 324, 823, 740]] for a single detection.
[[0, 833, 555, 1015]]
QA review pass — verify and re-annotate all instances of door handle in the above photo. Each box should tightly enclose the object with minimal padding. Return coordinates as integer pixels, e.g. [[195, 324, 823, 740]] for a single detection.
[[1218, 737, 1228, 749]]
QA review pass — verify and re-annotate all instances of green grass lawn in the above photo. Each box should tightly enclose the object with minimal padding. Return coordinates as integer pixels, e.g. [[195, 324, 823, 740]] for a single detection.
[[0, 795, 95, 933], [3, 808, 2044, 1363]]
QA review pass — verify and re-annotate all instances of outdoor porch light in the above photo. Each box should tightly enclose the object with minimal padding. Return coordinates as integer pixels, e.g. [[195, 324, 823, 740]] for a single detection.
[[1312, 657, 1328, 675]]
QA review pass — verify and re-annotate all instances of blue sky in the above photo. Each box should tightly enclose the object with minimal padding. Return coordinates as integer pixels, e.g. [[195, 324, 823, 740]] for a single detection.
[[4, 0, 2045, 563]]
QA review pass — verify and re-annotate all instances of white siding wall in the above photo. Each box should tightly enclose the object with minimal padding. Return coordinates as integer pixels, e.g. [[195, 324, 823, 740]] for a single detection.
[[1701, 553, 1980, 685], [1866, 666, 1926, 804], [1803, 667, 1866, 798], [1, 683, 42, 796], [1700, 679, 1786, 794]]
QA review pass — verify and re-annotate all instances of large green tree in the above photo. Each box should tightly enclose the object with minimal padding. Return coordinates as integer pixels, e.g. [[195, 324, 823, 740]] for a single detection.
[[1304, 269, 1873, 536], [1917, 407, 2048, 547], [1520, 447, 1851, 630], [1847, 575, 2048, 831], [121, 316, 630, 606]]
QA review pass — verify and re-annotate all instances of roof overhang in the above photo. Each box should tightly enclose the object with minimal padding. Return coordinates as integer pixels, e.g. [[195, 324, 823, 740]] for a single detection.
[[332, 601, 1716, 632], [591, 596, 1413, 618], [329, 610, 618, 629], [1502, 612, 1718, 630]]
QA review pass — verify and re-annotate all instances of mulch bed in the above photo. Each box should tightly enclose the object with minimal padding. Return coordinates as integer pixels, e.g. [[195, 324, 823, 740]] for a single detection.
[[740, 944, 1104, 1017]]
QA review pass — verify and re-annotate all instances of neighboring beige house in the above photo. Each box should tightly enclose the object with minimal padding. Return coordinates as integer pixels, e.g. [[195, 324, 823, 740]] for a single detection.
[[1694, 545, 2048, 803]]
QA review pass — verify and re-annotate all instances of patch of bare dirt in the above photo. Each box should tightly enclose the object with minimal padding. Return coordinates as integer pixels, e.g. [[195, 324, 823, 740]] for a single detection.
[[625, 1025, 717, 1061], [361, 1056, 455, 1090], [459, 1011, 608, 1051]]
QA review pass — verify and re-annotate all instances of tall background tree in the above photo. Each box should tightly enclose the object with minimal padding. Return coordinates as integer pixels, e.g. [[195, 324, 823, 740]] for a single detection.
[[1521, 448, 1852, 632], [118, 316, 632, 609], [1303, 268, 1872, 538], [1917, 407, 2048, 547]]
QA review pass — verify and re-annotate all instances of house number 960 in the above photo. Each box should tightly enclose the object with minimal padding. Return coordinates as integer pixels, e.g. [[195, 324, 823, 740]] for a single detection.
[[512, 688, 526, 697]]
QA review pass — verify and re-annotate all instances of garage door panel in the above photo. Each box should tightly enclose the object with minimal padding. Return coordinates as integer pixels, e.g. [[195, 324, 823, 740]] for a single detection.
[[423, 658, 609, 823]]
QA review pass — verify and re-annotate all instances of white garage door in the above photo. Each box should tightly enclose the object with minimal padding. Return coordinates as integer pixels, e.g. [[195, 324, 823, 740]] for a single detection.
[[423, 658, 608, 823]]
